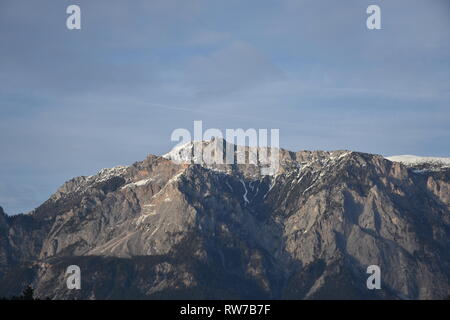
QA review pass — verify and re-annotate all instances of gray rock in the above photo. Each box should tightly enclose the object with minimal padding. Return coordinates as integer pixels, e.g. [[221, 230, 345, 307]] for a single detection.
[[0, 141, 449, 299]]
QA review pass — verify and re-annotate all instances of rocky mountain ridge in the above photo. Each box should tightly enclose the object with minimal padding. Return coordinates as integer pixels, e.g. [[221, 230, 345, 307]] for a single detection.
[[0, 140, 449, 299]]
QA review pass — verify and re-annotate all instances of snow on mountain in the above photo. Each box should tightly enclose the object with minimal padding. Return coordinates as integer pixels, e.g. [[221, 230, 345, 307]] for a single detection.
[[386, 155, 450, 168], [2, 143, 450, 300], [162, 140, 201, 164], [162, 138, 235, 165]]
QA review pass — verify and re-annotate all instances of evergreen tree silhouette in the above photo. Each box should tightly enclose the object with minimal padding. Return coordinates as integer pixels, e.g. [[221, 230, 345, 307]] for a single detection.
[[21, 285, 34, 300]]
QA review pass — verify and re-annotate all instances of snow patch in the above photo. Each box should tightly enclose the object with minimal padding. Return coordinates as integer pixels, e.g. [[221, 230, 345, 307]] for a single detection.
[[386, 155, 450, 166], [239, 179, 250, 204], [96, 166, 128, 182], [121, 178, 152, 189]]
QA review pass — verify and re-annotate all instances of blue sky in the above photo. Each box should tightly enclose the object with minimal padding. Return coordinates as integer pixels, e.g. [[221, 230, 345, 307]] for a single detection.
[[0, 0, 449, 214]]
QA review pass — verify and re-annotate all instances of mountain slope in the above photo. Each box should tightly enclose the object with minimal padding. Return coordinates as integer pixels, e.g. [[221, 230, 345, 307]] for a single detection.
[[0, 141, 449, 299]]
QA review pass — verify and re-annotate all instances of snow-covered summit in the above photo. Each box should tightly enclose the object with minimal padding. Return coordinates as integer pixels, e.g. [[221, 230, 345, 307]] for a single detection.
[[162, 137, 280, 177], [386, 155, 450, 166], [162, 137, 236, 165], [386, 155, 450, 172]]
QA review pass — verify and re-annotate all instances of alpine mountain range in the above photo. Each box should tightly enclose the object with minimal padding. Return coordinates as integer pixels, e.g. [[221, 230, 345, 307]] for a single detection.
[[0, 138, 449, 300]]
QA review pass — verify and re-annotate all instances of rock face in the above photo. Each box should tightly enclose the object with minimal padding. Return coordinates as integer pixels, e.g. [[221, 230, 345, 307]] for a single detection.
[[0, 140, 449, 299]]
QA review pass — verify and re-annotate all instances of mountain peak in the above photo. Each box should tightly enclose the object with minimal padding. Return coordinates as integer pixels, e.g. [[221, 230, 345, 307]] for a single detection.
[[2, 144, 449, 300]]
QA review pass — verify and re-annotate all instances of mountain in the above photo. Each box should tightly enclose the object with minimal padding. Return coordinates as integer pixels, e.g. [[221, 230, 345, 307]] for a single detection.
[[386, 155, 450, 173], [0, 140, 449, 299]]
